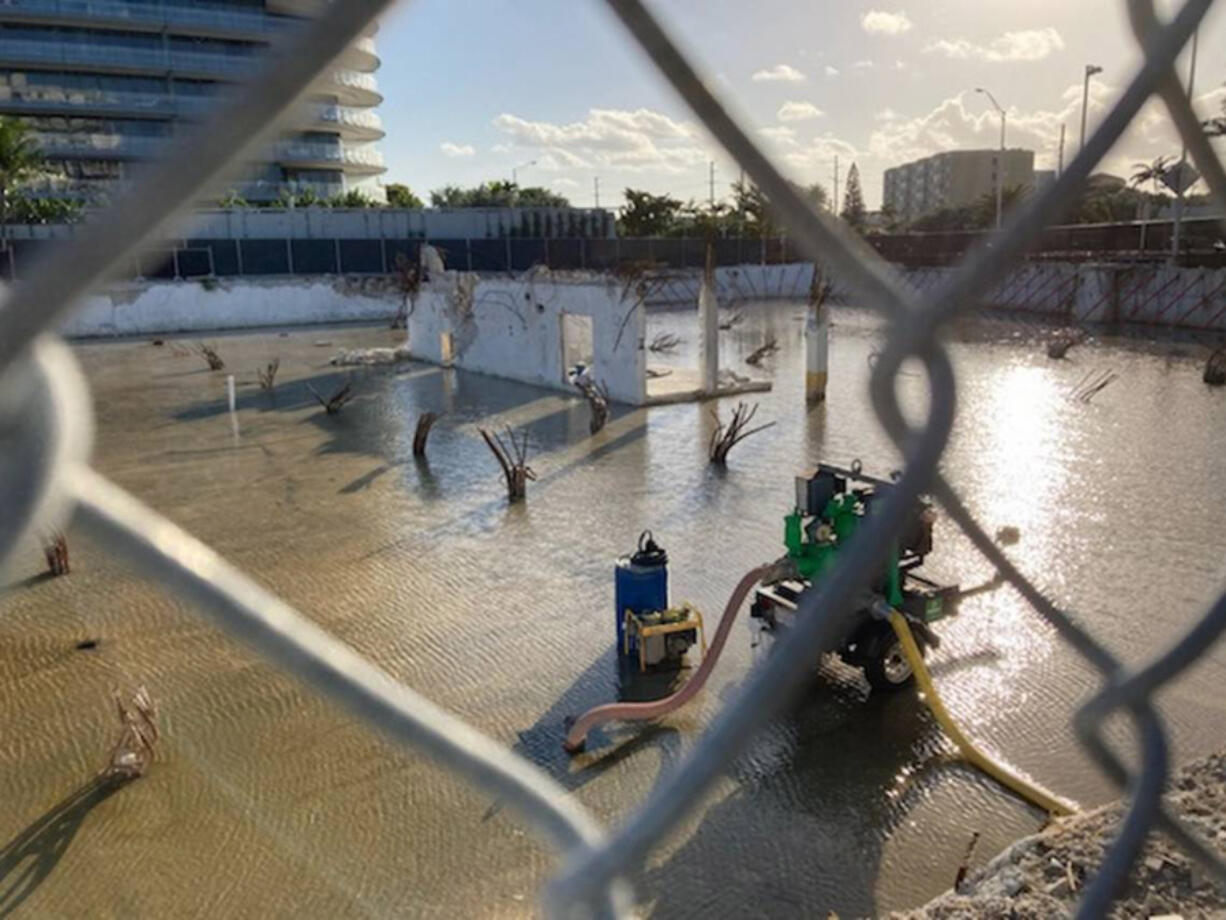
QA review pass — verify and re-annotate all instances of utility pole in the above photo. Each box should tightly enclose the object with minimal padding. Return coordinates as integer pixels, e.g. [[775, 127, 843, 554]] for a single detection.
[[976, 87, 1006, 230], [1171, 29, 1198, 265], [593, 176, 600, 209], [1057, 124, 1066, 176], [1079, 64, 1103, 152], [833, 155, 840, 214], [708, 161, 715, 209]]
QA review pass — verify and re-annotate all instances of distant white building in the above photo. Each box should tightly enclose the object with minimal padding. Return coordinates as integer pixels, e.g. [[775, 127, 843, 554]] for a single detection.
[[883, 149, 1035, 223]]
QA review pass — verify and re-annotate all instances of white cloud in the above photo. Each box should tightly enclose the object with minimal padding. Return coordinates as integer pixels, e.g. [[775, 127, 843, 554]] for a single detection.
[[782, 134, 859, 175], [924, 27, 1065, 63], [752, 63, 806, 82], [876, 108, 899, 122], [777, 101, 825, 122], [759, 125, 798, 147], [491, 107, 710, 173], [851, 60, 875, 70], [823, 65, 839, 77], [552, 177, 580, 188], [439, 141, 475, 157], [861, 10, 913, 35]]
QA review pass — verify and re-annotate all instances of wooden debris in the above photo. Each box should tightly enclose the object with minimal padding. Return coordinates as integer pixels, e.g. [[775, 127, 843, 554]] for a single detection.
[[195, 342, 225, 370], [257, 358, 279, 391], [413, 411, 440, 457], [307, 380, 356, 415], [745, 337, 779, 366], [645, 368, 673, 379], [1204, 348, 1226, 386], [954, 831, 982, 891], [479, 426, 536, 501], [43, 531, 69, 576], [708, 401, 775, 465], [649, 332, 682, 353], [103, 686, 159, 780], [718, 310, 744, 331]]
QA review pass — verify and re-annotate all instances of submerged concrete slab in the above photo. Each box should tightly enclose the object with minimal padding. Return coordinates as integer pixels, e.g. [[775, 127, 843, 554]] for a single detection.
[[644, 366, 772, 405]]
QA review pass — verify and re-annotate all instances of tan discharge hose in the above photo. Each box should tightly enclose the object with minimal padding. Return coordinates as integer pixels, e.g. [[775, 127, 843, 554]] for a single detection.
[[564, 565, 771, 753]]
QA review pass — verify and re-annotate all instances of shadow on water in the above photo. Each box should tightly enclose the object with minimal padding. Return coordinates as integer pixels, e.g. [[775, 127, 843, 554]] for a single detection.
[[0, 774, 130, 917], [638, 679, 945, 919]]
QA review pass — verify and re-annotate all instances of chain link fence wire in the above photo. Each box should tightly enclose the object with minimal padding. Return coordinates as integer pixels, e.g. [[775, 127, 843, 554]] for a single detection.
[[1, 0, 1225, 917]]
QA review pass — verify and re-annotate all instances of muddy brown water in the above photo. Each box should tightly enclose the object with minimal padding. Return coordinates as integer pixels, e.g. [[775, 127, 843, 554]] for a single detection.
[[2, 306, 1225, 918]]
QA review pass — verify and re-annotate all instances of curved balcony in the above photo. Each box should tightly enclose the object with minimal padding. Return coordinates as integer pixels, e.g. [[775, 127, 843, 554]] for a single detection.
[[304, 103, 384, 141], [0, 0, 281, 40], [327, 68, 381, 107], [274, 140, 384, 175], [334, 36, 379, 74]]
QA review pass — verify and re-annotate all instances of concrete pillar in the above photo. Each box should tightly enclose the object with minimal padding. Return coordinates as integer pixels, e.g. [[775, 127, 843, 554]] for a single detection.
[[805, 299, 829, 403], [698, 242, 718, 393]]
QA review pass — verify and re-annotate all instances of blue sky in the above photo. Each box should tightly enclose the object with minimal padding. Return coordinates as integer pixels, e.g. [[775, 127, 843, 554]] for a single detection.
[[371, 0, 1225, 211]]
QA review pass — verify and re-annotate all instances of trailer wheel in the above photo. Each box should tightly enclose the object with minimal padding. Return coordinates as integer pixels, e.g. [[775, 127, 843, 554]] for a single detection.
[[863, 624, 919, 692]]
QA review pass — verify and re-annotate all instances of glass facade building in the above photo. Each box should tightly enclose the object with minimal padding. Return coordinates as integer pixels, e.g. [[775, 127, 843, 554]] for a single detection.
[[0, 0, 385, 203]]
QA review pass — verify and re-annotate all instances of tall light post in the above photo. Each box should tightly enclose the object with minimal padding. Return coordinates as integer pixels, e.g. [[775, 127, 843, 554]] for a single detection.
[[1079, 64, 1103, 152], [511, 159, 537, 187], [1171, 29, 1198, 264], [976, 87, 1006, 230]]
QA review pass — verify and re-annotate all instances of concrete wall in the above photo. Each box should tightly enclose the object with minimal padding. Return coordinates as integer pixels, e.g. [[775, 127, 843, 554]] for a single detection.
[[58, 276, 402, 338], [407, 270, 647, 405], [648, 260, 1226, 331]]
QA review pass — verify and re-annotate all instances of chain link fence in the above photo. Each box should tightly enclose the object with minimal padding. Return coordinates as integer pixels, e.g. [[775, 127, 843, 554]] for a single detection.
[[2, 0, 1226, 917]]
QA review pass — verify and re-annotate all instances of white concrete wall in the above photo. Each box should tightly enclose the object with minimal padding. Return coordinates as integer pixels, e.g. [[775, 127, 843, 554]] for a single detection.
[[408, 270, 647, 405], [58, 276, 401, 338]]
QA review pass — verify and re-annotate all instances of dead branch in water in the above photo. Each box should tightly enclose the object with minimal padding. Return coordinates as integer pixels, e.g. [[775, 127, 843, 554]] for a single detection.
[[1204, 348, 1226, 385], [645, 367, 673, 379], [43, 531, 69, 576], [718, 310, 744, 331], [104, 686, 159, 780], [954, 831, 981, 892], [479, 426, 536, 501], [809, 265, 835, 310], [413, 412, 440, 457], [573, 378, 611, 434], [708, 401, 775, 464], [257, 358, 280, 391], [1068, 368, 1118, 403], [391, 252, 420, 330], [195, 342, 224, 370], [649, 332, 682, 353], [745, 338, 779, 366], [307, 380, 356, 415]]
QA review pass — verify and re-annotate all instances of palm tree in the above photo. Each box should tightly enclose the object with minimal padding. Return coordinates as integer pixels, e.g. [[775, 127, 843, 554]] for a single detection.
[[1130, 155, 1172, 252]]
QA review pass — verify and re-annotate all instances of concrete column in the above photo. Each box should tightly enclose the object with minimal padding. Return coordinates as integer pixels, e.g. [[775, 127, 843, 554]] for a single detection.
[[698, 242, 718, 393], [805, 299, 829, 404]]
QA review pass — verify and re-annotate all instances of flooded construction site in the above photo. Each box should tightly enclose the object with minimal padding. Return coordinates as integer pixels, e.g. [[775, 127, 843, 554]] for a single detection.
[[3, 302, 1226, 918]]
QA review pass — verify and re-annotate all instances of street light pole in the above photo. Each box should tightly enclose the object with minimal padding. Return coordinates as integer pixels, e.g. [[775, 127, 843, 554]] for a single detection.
[[1079, 64, 1103, 152], [1171, 29, 1198, 264], [976, 87, 1006, 230], [511, 159, 537, 187]]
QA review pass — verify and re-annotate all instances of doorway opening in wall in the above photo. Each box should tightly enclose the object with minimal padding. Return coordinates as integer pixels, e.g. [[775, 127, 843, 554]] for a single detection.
[[440, 332, 455, 366], [560, 312, 594, 384]]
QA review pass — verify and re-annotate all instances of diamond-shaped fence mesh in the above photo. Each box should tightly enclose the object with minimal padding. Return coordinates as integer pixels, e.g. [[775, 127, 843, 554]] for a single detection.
[[1, 1, 1225, 917]]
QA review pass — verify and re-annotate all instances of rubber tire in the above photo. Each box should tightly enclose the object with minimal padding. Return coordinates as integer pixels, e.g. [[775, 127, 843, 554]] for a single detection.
[[863, 624, 919, 692]]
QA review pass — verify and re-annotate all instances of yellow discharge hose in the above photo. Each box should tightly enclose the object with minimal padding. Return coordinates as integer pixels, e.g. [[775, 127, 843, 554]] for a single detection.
[[889, 612, 1076, 818]]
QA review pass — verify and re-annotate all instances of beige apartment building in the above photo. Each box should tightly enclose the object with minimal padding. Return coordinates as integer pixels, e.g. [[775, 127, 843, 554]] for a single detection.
[[883, 149, 1035, 223]]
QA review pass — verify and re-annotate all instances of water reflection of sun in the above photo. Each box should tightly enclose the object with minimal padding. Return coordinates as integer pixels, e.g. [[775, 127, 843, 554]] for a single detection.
[[941, 363, 1070, 727]]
